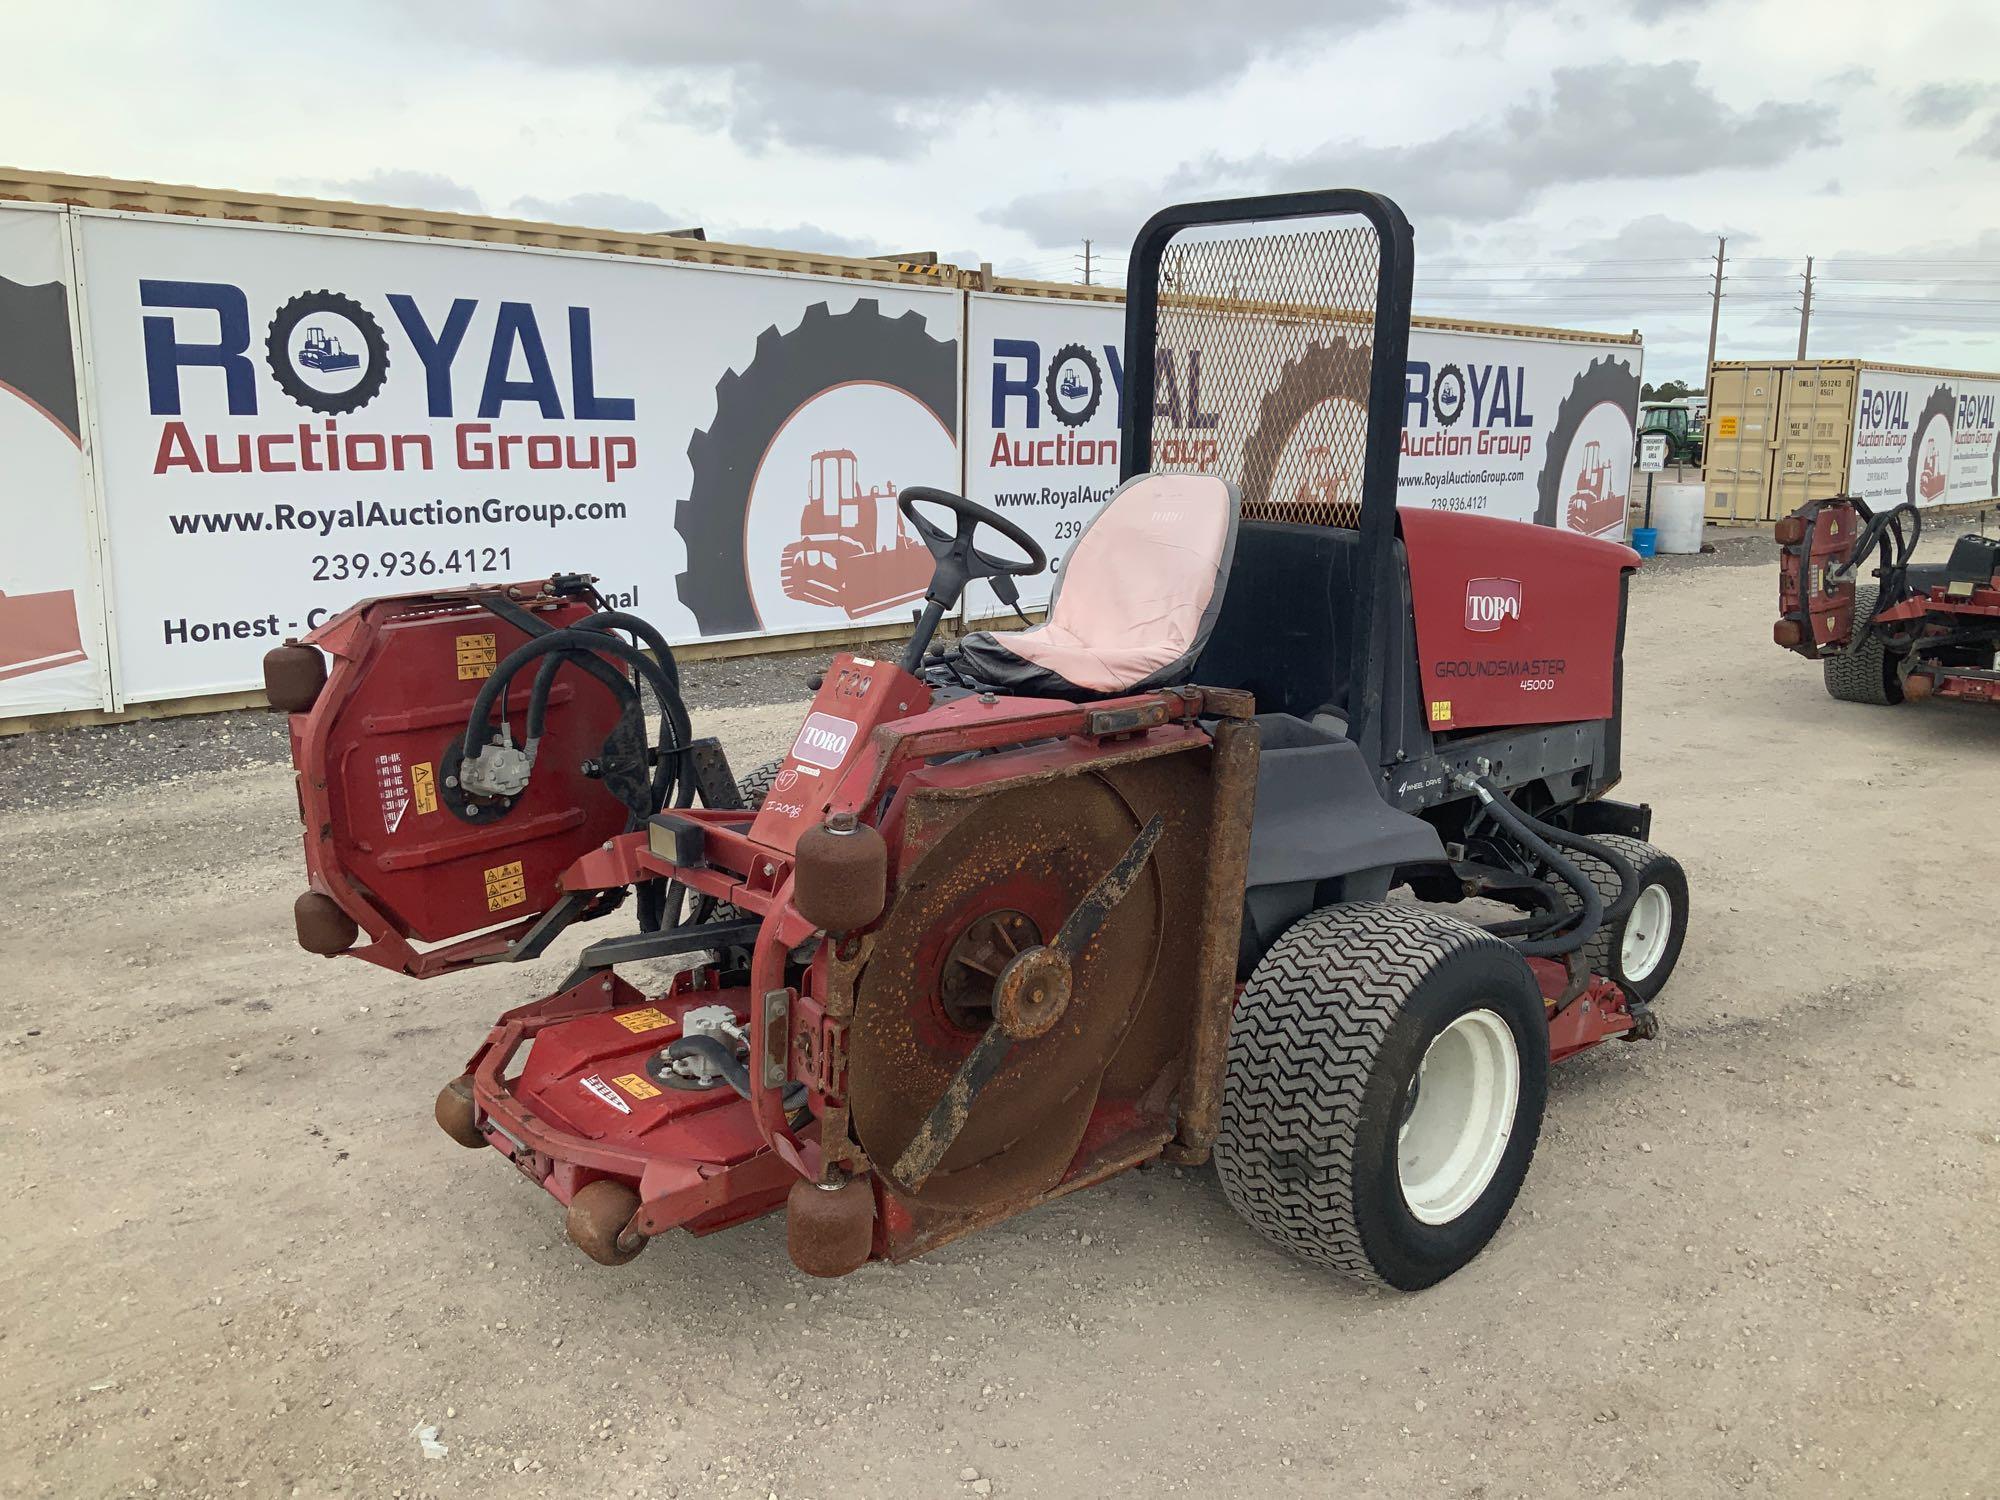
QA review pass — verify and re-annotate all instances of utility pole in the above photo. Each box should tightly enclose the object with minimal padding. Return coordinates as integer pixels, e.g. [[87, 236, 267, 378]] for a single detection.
[[1704, 236, 1726, 394], [1078, 238, 1094, 286], [1796, 256, 1815, 360]]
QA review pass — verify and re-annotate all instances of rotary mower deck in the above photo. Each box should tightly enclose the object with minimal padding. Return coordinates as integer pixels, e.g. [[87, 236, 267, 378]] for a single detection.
[[269, 190, 1689, 1290]]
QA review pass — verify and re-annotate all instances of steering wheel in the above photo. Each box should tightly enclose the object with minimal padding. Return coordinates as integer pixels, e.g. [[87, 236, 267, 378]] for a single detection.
[[898, 487, 1047, 600]]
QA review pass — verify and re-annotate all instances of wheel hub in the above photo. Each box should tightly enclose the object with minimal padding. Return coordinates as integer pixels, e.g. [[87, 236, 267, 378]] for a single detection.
[[1397, 1008, 1521, 1226], [1620, 883, 1673, 982]]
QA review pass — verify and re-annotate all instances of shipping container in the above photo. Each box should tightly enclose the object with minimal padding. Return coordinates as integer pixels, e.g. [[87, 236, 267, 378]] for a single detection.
[[1705, 358, 2000, 523]]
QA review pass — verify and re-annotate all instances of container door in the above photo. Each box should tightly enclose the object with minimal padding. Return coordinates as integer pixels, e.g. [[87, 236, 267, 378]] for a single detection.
[[1774, 366, 1854, 519], [1704, 366, 1781, 522]]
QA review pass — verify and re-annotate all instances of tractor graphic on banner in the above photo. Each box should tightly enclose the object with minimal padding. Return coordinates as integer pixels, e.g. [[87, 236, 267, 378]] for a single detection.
[[1565, 439, 1626, 537], [778, 449, 932, 618], [1917, 441, 1947, 502]]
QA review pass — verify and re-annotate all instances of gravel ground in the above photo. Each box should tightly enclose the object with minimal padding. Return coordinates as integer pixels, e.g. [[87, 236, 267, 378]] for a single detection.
[[3, 535, 1997, 1499]]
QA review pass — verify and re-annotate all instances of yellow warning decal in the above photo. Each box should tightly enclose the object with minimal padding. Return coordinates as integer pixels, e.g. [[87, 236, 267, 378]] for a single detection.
[[410, 761, 438, 816], [1715, 414, 1739, 439], [456, 632, 498, 681], [613, 1007, 673, 1035], [1429, 699, 1452, 724], [483, 859, 526, 911], [613, 1072, 661, 1101]]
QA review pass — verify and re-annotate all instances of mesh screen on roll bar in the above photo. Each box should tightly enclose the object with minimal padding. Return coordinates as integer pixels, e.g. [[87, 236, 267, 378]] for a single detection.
[[1150, 219, 1381, 529]]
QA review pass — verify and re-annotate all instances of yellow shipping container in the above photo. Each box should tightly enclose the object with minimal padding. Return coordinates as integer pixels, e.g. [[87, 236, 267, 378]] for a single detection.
[[1705, 358, 2000, 523]]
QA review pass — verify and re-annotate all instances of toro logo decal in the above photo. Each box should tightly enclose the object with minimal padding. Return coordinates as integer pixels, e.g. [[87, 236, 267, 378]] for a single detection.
[[1464, 577, 1522, 632], [791, 711, 858, 769]]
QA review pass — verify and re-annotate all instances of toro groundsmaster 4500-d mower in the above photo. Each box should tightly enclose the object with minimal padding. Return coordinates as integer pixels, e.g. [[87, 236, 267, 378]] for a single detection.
[[1775, 495, 2000, 707], [268, 191, 1688, 1291]]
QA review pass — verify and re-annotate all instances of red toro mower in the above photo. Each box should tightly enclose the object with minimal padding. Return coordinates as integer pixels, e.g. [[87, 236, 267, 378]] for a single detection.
[[269, 191, 1688, 1290], [1775, 495, 2000, 707]]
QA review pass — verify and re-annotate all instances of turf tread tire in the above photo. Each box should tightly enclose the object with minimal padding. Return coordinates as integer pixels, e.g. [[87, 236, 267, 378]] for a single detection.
[[1563, 835, 1688, 1001], [1823, 583, 1901, 705], [1212, 901, 1548, 1290]]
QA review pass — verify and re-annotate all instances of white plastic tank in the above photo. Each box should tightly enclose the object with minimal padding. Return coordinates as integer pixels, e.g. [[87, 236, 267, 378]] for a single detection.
[[1651, 482, 1705, 554]]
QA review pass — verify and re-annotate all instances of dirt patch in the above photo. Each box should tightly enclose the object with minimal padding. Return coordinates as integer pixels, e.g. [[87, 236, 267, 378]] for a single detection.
[[3, 549, 1998, 1499]]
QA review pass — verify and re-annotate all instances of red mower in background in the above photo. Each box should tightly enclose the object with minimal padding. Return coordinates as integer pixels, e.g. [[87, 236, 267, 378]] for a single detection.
[[1775, 494, 2000, 706], [778, 449, 931, 619], [269, 190, 1689, 1292]]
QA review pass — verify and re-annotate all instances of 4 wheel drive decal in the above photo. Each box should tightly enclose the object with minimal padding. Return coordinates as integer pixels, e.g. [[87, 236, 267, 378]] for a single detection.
[[673, 299, 957, 636]]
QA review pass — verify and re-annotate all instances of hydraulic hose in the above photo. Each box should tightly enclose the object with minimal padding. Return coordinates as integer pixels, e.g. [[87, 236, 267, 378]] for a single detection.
[[462, 619, 699, 933], [527, 610, 694, 812], [464, 628, 680, 765], [666, 1035, 811, 1119], [1459, 775, 1602, 957]]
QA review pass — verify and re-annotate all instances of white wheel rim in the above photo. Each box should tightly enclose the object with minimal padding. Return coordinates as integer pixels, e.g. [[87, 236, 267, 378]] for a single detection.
[[1397, 1009, 1520, 1226], [1620, 883, 1673, 983]]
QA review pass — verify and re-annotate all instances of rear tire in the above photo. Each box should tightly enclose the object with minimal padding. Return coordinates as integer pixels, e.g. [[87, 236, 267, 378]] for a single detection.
[[711, 759, 784, 924], [1823, 583, 1902, 705], [1563, 835, 1689, 1002], [1213, 902, 1549, 1291], [734, 757, 783, 810]]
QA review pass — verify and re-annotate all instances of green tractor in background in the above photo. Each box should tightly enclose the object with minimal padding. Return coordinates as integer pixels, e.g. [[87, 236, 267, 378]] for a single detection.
[[1636, 398, 1704, 467]]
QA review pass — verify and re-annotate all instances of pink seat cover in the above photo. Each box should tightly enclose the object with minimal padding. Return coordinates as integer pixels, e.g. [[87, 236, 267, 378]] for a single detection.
[[983, 474, 1233, 692]]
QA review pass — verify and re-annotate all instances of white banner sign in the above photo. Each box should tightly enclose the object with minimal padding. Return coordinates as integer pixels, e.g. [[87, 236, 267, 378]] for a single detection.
[[964, 295, 1644, 608], [1848, 367, 2000, 510], [0, 205, 102, 715], [74, 212, 961, 701]]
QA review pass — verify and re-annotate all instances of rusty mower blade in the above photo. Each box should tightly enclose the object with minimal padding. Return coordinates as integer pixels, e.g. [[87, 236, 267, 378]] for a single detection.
[[890, 814, 1165, 1192]]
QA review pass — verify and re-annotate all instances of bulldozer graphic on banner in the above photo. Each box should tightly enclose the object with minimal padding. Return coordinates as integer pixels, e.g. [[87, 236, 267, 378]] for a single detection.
[[298, 325, 361, 373], [1917, 441, 1948, 502], [779, 449, 932, 618], [1565, 439, 1625, 537]]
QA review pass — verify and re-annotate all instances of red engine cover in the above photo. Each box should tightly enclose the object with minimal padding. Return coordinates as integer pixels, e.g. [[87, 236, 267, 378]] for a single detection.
[[289, 583, 631, 974], [1400, 509, 1637, 732]]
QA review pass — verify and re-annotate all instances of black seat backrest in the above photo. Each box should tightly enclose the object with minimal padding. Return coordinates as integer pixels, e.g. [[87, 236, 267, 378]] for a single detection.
[[1946, 534, 2000, 586], [1193, 521, 1362, 719]]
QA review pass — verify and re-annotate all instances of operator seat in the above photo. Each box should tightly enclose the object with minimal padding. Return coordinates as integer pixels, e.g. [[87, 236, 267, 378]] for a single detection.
[[950, 473, 1239, 699]]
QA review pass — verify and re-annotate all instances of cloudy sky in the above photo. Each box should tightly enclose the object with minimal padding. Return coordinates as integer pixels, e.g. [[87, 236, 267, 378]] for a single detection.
[[8, 0, 1998, 382]]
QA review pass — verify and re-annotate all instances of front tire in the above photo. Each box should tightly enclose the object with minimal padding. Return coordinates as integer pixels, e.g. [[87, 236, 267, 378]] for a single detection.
[[1213, 902, 1549, 1291], [1564, 834, 1689, 1002]]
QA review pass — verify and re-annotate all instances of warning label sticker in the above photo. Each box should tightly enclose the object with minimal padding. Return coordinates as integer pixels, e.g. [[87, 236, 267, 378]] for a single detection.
[[612, 1072, 661, 1101], [580, 1075, 629, 1114], [410, 761, 438, 817], [1429, 699, 1452, 724], [613, 1007, 673, 1034], [483, 859, 527, 911], [456, 633, 498, 681], [375, 750, 410, 832]]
